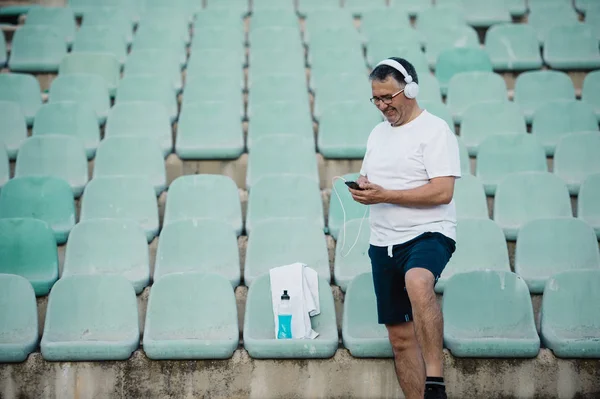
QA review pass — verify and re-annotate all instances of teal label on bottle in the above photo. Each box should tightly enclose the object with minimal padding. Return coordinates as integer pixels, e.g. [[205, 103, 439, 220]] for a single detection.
[[277, 315, 292, 339]]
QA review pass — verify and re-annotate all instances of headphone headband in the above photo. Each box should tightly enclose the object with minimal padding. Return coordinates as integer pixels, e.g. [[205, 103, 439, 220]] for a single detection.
[[375, 59, 413, 84]]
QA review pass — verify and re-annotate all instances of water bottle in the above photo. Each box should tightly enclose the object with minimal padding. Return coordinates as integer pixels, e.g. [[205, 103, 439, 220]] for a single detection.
[[277, 290, 292, 339]]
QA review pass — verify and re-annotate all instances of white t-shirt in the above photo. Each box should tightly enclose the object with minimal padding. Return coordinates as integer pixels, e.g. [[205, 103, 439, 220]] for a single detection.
[[359, 109, 462, 247]]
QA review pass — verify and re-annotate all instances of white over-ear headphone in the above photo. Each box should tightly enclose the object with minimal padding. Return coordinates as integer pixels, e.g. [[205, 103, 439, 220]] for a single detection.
[[375, 59, 420, 99]]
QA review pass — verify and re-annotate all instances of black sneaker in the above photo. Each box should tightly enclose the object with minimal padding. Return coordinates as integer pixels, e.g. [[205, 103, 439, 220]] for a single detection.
[[424, 385, 448, 399]]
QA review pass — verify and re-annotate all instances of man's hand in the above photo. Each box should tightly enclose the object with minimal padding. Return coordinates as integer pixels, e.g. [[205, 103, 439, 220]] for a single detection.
[[356, 175, 369, 189], [349, 182, 388, 205]]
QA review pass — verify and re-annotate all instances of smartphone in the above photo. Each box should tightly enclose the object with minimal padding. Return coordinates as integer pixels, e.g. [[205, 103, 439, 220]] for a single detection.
[[345, 181, 363, 190]]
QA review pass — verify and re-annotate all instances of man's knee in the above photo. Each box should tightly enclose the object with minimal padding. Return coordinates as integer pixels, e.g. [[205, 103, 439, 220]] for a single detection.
[[387, 323, 418, 354], [405, 268, 435, 306]]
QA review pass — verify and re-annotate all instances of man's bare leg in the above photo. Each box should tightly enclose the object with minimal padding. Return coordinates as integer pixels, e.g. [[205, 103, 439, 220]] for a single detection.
[[386, 322, 426, 399]]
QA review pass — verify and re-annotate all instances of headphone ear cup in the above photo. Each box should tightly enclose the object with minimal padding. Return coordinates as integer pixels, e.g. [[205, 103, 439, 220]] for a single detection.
[[404, 82, 419, 99]]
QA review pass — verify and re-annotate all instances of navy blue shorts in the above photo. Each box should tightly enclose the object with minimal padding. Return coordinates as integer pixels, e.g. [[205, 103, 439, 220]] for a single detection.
[[368, 232, 456, 325]]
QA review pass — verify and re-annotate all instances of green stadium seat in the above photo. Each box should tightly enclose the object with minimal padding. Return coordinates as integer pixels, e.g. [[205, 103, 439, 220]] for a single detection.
[[515, 218, 600, 294], [193, 26, 245, 55], [0, 73, 42, 126], [476, 134, 547, 196], [307, 27, 364, 54], [144, 0, 198, 17], [344, 0, 387, 16], [309, 50, 366, 86], [584, 6, 600, 42], [247, 135, 318, 190], [253, 0, 295, 11], [420, 101, 455, 133], [93, 137, 166, 196], [245, 175, 324, 235], [15, 135, 88, 198], [460, 101, 526, 156], [434, 47, 493, 95], [139, 7, 191, 44], [582, 70, 600, 120], [8, 26, 66, 72], [0, 274, 38, 363], [312, 73, 372, 118], [164, 175, 242, 235], [333, 219, 370, 292], [205, 0, 249, 13], [544, 25, 600, 70], [0, 176, 75, 244], [62, 219, 150, 294], [250, 9, 298, 30], [176, 102, 244, 160], [298, 0, 339, 15], [244, 273, 337, 358], [105, 102, 172, 157], [484, 24, 543, 71], [436, 219, 510, 294], [115, 75, 177, 123], [454, 174, 489, 219], [182, 75, 244, 113], [513, 70, 575, 124], [366, 42, 428, 74], [528, 0, 572, 12], [423, 24, 480, 68], [59, 53, 120, 97], [494, 172, 572, 240], [0, 5, 39, 17], [247, 75, 310, 115], [0, 218, 58, 296], [417, 6, 465, 33], [0, 31, 5, 67], [417, 73, 443, 104], [446, 72, 508, 123], [0, 101, 27, 160], [81, 6, 134, 45], [461, 0, 511, 27], [458, 137, 471, 175], [341, 272, 393, 358], [144, 272, 238, 360], [329, 173, 370, 241], [186, 49, 244, 80], [541, 270, 600, 358], [360, 9, 410, 39], [247, 101, 314, 150], [72, 25, 127, 66], [578, 173, 600, 238], [318, 101, 382, 159], [443, 270, 540, 357], [32, 102, 100, 159], [303, 9, 355, 38], [390, 0, 432, 16], [154, 221, 240, 286], [41, 274, 139, 361], [249, 27, 303, 52], [80, 177, 159, 242], [69, 0, 140, 21], [48, 74, 110, 125], [24, 6, 76, 45], [249, 49, 306, 83], [0, 144, 8, 189], [577, 0, 599, 13], [527, 5, 580, 46], [555, 132, 599, 195], [531, 100, 599, 156], [132, 25, 188, 68], [194, 8, 244, 29]]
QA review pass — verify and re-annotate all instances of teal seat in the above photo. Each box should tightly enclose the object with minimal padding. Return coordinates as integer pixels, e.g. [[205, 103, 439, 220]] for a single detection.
[[192, 26, 245, 54], [247, 101, 314, 150], [461, 0, 511, 27], [554, 132, 600, 195], [69, 0, 140, 21], [443, 271, 540, 357], [249, 27, 303, 52], [81, 6, 134, 45], [544, 24, 600, 70], [577, 0, 599, 13], [494, 172, 572, 240], [318, 101, 382, 159], [446, 72, 507, 123], [303, 9, 355, 39], [41, 274, 139, 361], [0, 274, 38, 363], [246, 175, 324, 235], [417, 6, 465, 33], [137, 8, 190, 46], [484, 24, 543, 71], [531, 100, 598, 156], [458, 137, 471, 175], [24, 6, 76, 45], [48, 74, 110, 124], [144, 0, 198, 15], [417, 73, 443, 104], [250, 9, 298, 30], [0, 101, 27, 160], [0, 144, 7, 189], [541, 270, 600, 358], [360, 9, 410, 40], [205, 0, 249, 13], [155, 221, 240, 286], [176, 102, 244, 160], [244, 273, 337, 359], [32, 102, 100, 159], [515, 218, 600, 294], [582, 70, 600, 120], [186, 49, 244, 81], [164, 175, 242, 235], [247, 135, 319, 190], [144, 272, 238, 360], [80, 177, 159, 242], [105, 102, 172, 157], [420, 101, 455, 133], [312, 73, 372, 118], [0, 176, 75, 244], [115, 75, 178, 123], [72, 25, 127, 66], [476, 134, 547, 196], [0, 218, 58, 296], [528, 4, 580, 46], [297, 0, 340, 15], [436, 219, 510, 294], [0, 73, 42, 126], [584, 5, 600, 42], [528, 0, 572, 10], [460, 101, 526, 156], [307, 27, 364, 55], [249, 48, 306, 82], [366, 41, 428, 75], [342, 272, 393, 358], [309, 50, 367, 89], [59, 53, 120, 97], [194, 9, 244, 29], [8, 26, 66, 72], [15, 135, 88, 198], [344, 0, 387, 16], [253, 0, 295, 11], [454, 174, 489, 219], [0, 31, 5, 66], [124, 50, 183, 94], [182, 76, 243, 114], [247, 75, 310, 115], [423, 25, 480, 68], [389, 0, 432, 17], [93, 136, 166, 196], [329, 173, 369, 241], [334, 220, 371, 293], [63, 219, 150, 294], [0, 5, 39, 17], [132, 25, 188, 68], [513, 70, 575, 124], [434, 47, 493, 95], [578, 173, 600, 238]]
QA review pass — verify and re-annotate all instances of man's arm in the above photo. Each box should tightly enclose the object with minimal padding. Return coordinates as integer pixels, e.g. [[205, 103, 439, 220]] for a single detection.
[[349, 176, 456, 207]]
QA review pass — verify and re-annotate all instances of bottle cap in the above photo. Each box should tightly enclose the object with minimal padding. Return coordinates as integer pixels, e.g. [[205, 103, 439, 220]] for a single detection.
[[281, 290, 290, 300]]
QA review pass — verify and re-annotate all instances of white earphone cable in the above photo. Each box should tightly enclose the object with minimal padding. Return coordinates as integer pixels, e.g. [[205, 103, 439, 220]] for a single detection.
[[331, 176, 369, 258]]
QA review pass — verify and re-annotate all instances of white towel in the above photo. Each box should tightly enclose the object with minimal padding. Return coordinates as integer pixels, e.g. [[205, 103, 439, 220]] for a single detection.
[[269, 262, 320, 340]]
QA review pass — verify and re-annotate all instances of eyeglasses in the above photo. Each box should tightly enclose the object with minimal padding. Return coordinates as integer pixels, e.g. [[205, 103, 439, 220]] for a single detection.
[[370, 89, 404, 105]]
